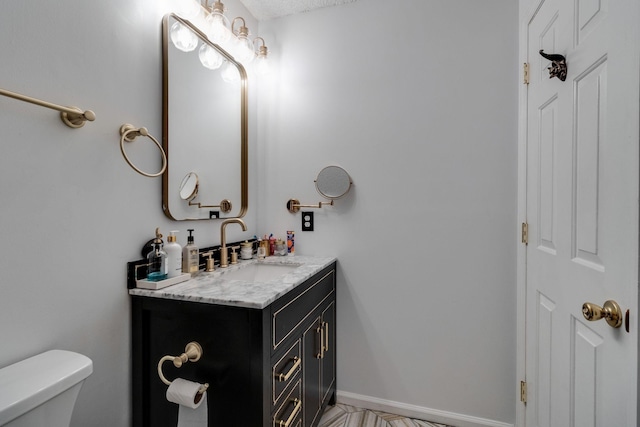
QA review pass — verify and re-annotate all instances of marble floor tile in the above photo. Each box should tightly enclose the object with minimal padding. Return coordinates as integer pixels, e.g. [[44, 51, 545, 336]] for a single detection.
[[319, 405, 349, 427], [318, 404, 455, 427]]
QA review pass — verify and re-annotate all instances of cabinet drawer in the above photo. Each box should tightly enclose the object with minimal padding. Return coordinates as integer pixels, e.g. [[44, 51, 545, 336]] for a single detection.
[[272, 340, 301, 406], [272, 269, 335, 351], [272, 379, 302, 427]]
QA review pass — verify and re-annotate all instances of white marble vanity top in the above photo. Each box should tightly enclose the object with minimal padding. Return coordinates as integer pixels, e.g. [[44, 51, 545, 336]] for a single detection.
[[128, 255, 336, 309]]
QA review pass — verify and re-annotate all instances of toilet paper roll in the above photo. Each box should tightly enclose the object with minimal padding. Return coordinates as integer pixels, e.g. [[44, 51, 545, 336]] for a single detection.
[[166, 378, 206, 409], [166, 379, 208, 427], [177, 398, 207, 427]]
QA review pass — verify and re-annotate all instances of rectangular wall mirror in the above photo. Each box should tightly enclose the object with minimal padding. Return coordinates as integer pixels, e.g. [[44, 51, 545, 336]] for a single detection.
[[162, 13, 248, 220]]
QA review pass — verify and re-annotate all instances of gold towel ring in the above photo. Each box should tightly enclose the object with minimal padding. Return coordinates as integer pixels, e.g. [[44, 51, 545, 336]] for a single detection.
[[119, 124, 167, 178]]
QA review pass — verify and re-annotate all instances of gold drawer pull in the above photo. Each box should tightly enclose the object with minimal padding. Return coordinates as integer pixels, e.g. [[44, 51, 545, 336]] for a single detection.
[[276, 357, 301, 382], [275, 398, 301, 427]]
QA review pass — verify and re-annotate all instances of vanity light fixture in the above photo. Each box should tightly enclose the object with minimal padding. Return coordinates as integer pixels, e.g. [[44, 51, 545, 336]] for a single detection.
[[205, 0, 232, 44], [170, 0, 270, 74], [231, 17, 255, 64], [253, 37, 270, 75]]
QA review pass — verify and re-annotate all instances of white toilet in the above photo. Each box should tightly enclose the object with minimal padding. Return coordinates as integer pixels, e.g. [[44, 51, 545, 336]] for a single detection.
[[0, 350, 93, 427]]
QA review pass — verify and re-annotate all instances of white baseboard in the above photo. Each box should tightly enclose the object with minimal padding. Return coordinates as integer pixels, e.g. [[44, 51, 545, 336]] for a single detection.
[[335, 390, 514, 427]]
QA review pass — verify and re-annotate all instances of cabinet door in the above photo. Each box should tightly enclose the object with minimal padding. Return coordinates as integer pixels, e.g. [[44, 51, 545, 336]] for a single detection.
[[302, 300, 336, 427], [302, 316, 322, 427], [320, 301, 335, 405]]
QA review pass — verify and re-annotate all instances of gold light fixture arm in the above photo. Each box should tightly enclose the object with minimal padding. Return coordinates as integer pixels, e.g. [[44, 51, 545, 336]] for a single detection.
[[0, 87, 96, 128], [286, 198, 333, 214]]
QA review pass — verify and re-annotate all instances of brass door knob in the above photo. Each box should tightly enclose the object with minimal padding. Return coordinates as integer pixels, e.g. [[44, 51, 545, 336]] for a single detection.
[[582, 300, 623, 328]]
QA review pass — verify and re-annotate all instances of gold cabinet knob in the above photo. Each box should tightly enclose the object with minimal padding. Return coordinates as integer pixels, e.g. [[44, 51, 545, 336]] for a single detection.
[[582, 300, 623, 328]]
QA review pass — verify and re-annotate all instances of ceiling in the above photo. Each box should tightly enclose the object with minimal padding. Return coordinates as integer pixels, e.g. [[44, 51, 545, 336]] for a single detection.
[[238, 0, 358, 21]]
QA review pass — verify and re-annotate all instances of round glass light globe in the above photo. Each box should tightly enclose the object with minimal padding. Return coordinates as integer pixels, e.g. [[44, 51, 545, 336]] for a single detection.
[[221, 61, 239, 83], [170, 22, 198, 52], [235, 38, 255, 64], [254, 56, 270, 76], [206, 13, 231, 44], [199, 44, 224, 70], [175, 0, 201, 19]]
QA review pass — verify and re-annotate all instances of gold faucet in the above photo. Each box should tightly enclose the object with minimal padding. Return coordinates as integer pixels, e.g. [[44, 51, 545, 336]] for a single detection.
[[219, 218, 247, 268]]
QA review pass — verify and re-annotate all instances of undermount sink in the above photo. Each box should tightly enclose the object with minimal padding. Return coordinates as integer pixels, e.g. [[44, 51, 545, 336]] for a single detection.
[[220, 262, 300, 282]]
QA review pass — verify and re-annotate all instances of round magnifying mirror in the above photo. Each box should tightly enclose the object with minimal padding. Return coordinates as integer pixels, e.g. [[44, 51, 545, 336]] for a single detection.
[[315, 166, 352, 199], [179, 172, 199, 201]]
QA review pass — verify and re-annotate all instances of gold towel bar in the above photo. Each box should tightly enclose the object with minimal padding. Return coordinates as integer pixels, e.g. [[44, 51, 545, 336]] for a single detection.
[[0, 87, 95, 128]]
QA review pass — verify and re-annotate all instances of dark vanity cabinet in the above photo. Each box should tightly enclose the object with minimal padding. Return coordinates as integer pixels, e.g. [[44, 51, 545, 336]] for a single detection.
[[131, 262, 336, 427]]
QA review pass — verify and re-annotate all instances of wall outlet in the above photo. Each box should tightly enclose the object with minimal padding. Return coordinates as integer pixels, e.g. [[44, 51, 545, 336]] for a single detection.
[[302, 211, 314, 231]]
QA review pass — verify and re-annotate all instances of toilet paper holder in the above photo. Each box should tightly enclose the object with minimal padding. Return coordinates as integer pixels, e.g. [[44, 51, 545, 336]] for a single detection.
[[157, 341, 209, 394]]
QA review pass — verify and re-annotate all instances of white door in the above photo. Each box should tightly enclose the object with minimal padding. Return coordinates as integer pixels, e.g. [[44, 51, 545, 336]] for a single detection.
[[522, 0, 639, 424]]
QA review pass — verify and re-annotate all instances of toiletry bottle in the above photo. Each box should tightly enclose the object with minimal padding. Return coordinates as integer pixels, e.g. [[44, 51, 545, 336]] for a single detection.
[[240, 241, 253, 260], [257, 238, 266, 259], [165, 231, 182, 278], [147, 229, 167, 281], [182, 229, 199, 275], [269, 237, 276, 256], [260, 239, 270, 258], [287, 231, 295, 256]]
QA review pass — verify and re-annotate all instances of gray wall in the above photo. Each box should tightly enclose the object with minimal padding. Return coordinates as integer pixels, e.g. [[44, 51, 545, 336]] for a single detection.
[[0, 0, 258, 425], [257, 1, 518, 424], [0, 0, 517, 426]]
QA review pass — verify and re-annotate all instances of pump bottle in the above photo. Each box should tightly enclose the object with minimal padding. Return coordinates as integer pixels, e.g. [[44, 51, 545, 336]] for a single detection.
[[147, 228, 167, 282], [182, 229, 199, 275], [165, 231, 182, 278]]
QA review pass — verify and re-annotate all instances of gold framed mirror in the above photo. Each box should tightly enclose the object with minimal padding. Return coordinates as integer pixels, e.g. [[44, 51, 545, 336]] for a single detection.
[[162, 13, 248, 220]]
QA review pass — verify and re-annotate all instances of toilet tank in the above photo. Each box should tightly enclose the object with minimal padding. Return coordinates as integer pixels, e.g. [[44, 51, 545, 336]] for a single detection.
[[0, 350, 93, 427]]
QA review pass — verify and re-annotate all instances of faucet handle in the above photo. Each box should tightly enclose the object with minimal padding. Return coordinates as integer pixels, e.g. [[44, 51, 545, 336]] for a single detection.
[[230, 246, 239, 265], [203, 249, 219, 272]]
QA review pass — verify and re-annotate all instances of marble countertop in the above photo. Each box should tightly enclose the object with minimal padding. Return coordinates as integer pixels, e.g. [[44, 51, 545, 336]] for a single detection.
[[128, 255, 336, 309]]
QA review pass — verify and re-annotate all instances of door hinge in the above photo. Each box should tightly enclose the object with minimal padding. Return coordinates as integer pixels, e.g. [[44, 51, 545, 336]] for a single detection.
[[520, 380, 527, 404], [521, 222, 529, 245], [523, 63, 530, 85]]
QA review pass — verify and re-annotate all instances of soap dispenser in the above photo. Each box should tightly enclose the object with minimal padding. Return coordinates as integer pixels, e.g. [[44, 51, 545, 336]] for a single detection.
[[165, 231, 182, 278], [147, 228, 167, 282], [182, 229, 199, 275]]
